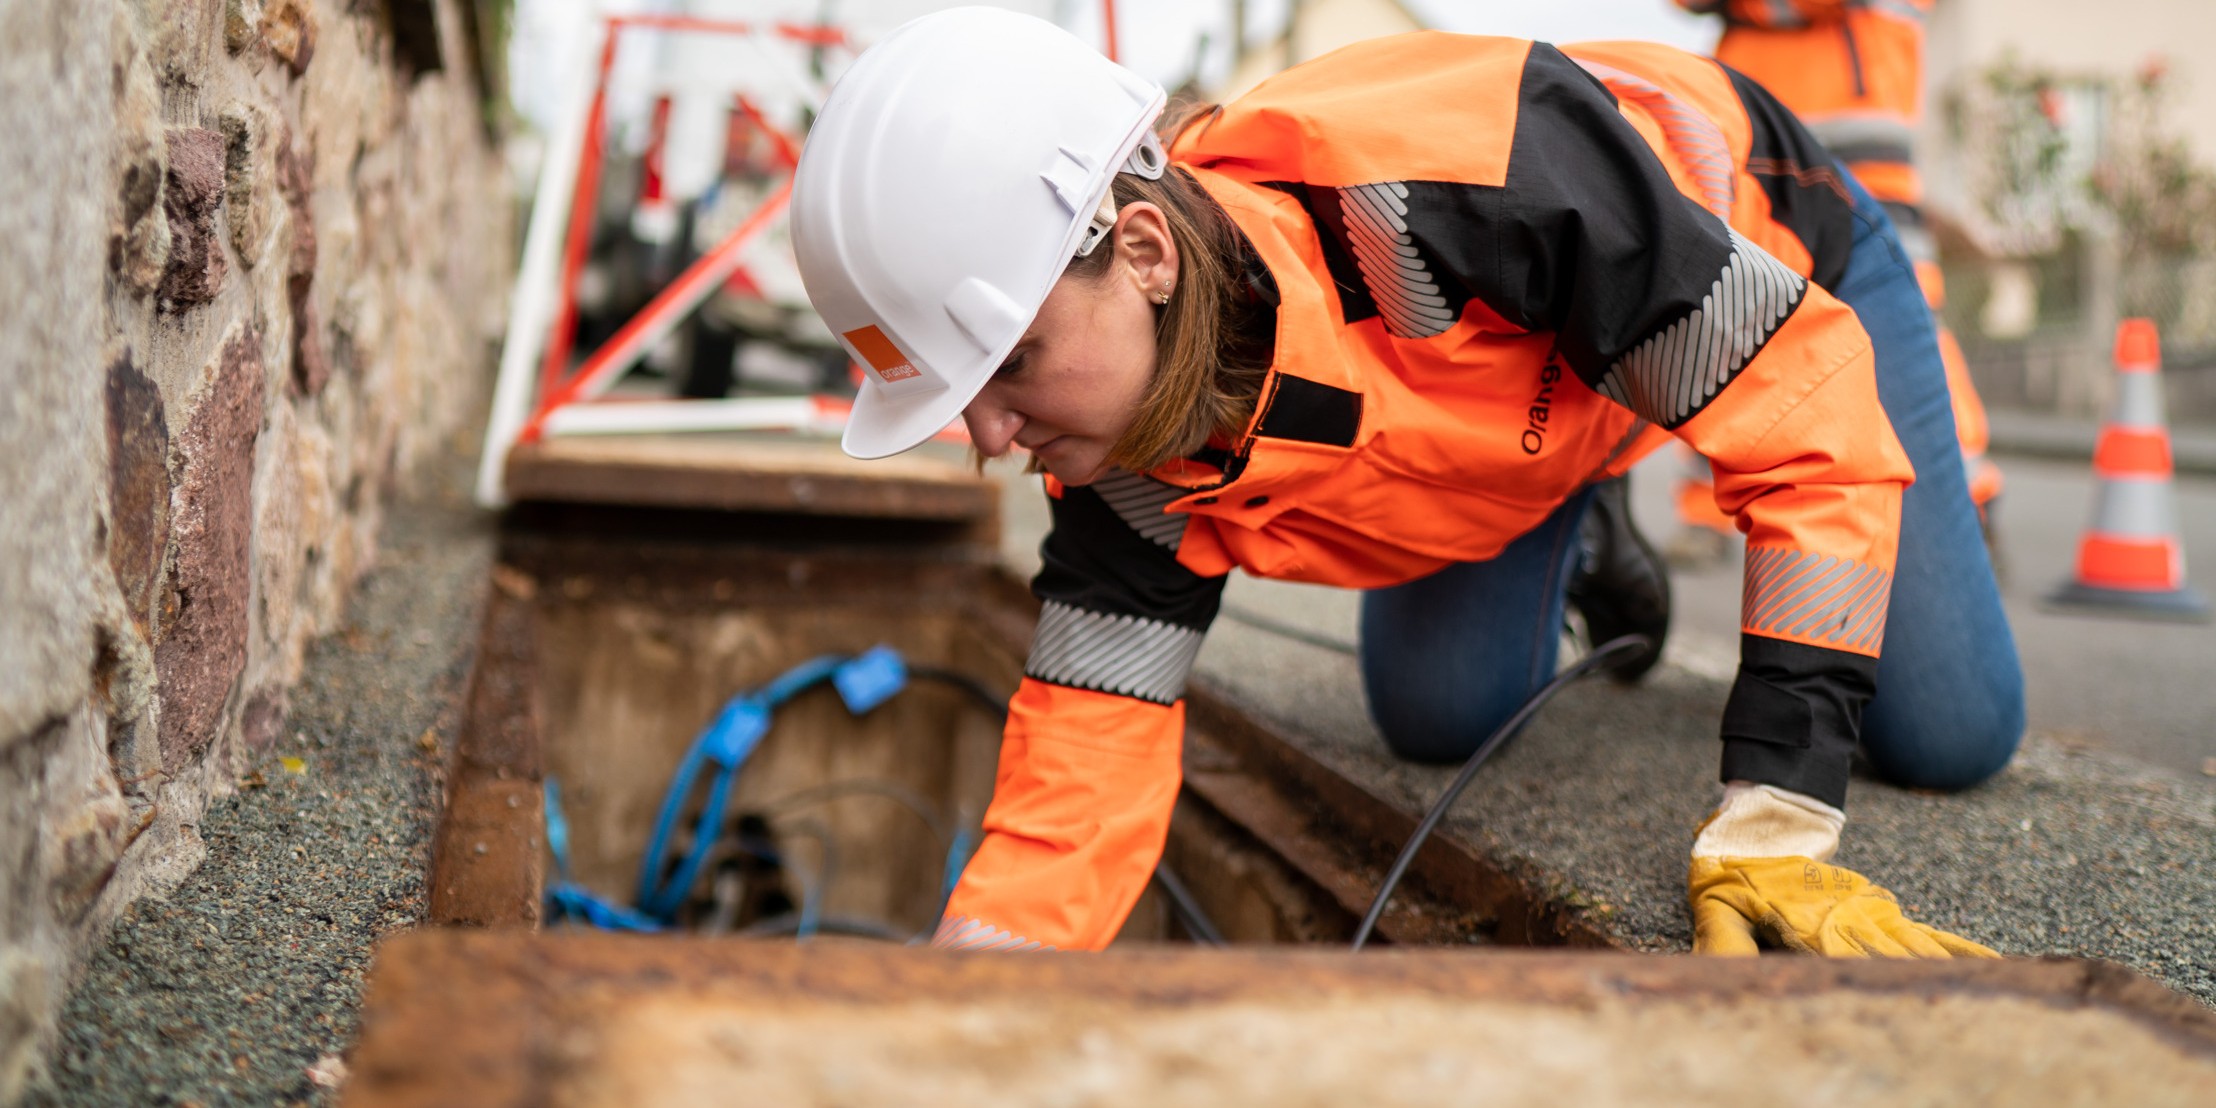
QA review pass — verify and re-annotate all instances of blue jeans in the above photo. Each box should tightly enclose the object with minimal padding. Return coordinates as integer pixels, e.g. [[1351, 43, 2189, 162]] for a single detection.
[[1359, 173, 2025, 793]]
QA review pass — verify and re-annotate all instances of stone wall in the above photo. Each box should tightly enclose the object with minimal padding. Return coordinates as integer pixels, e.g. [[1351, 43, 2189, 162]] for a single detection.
[[0, 1, 510, 1097]]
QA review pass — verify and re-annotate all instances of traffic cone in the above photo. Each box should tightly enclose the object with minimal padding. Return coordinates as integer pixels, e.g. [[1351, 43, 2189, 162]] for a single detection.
[[2045, 319, 2210, 621]]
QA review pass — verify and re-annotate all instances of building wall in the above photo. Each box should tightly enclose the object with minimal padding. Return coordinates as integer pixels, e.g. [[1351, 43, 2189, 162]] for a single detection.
[[0, 1, 510, 1098], [1219, 0, 1424, 101], [1923, 0, 2216, 231]]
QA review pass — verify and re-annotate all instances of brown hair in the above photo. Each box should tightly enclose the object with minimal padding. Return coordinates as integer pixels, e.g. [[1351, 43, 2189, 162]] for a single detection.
[[1061, 123, 1272, 473]]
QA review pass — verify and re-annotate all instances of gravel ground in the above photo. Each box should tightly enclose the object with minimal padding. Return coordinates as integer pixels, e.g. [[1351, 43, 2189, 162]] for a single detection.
[[28, 476, 493, 1107]]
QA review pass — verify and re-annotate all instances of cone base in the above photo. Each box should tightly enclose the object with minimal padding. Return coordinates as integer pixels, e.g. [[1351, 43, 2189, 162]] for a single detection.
[[2043, 579, 2212, 623]]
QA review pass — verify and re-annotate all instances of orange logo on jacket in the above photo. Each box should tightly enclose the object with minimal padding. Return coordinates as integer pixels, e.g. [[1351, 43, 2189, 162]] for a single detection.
[[1522, 360, 1561, 455]]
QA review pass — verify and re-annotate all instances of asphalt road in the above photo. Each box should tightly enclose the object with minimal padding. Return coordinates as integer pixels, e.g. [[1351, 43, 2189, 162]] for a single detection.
[[1634, 450, 2216, 784]]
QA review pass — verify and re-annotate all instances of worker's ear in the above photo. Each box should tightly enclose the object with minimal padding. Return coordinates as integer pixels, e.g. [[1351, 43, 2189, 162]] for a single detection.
[[1112, 201, 1179, 298]]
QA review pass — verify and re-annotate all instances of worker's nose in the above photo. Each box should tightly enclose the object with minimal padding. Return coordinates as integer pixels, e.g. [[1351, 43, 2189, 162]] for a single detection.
[[962, 398, 1023, 458]]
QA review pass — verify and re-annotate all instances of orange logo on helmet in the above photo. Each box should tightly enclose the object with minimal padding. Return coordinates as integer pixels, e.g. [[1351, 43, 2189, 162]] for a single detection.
[[842, 325, 922, 383]]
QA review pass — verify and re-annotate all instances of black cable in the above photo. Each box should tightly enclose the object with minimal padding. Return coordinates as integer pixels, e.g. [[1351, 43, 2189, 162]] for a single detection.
[[907, 665, 1012, 722], [1349, 634, 1651, 951], [772, 817, 836, 940], [757, 779, 950, 852], [733, 912, 912, 942], [1153, 863, 1227, 947]]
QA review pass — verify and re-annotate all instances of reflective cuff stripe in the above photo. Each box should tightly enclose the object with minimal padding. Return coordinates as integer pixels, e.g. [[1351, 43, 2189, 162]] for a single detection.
[[932, 914, 1055, 952], [1026, 600, 1205, 705], [1741, 546, 1892, 653], [1597, 230, 1806, 428]]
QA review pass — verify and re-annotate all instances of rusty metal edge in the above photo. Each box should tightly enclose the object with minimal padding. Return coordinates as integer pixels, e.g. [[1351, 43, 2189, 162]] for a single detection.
[[428, 578, 547, 929], [1182, 679, 1627, 949]]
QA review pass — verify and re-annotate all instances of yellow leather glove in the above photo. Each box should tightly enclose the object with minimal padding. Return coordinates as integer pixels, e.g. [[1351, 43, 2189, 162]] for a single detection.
[[1689, 855, 2000, 958]]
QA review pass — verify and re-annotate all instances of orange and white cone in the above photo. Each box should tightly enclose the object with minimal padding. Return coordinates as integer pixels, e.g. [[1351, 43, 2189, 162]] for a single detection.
[[2045, 319, 2210, 621]]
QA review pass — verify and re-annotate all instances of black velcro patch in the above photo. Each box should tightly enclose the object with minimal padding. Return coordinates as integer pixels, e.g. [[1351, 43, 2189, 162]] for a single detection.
[[1254, 374, 1361, 447]]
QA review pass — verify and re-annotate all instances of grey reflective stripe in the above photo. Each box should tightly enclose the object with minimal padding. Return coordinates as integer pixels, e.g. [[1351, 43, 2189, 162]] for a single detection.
[[1762, 0, 1811, 27], [1337, 182, 1458, 339], [1596, 230, 1805, 427], [1742, 546, 1893, 652], [1575, 59, 1736, 219], [2089, 477, 2185, 541], [933, 915, 1054, 952], [1803, 115, 1914, 166], [1026, 600, 1204, 705], [1092, 468, 1188, 550], [2113, 373, 2169, 428], [1862, 0, 1927, 25]]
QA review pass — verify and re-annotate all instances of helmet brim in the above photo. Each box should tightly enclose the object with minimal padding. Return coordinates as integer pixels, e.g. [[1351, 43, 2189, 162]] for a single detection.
[[840, 374, 980, 459]]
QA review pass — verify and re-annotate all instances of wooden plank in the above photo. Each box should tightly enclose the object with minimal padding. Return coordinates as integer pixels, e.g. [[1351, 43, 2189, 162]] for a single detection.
[[504, 435, 997, 522], [348, 932, 2216, 1108]]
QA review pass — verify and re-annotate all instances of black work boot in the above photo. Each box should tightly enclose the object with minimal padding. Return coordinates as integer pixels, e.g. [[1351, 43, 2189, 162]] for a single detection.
[[1565, 475, 1671, 682]]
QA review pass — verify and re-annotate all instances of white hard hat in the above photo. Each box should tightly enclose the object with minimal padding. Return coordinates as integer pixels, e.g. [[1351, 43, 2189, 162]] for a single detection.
[[791, 6, 1168, 459]]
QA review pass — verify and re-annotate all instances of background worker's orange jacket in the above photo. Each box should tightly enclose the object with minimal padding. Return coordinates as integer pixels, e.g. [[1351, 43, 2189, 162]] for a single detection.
[[1679, 0, 1929, 204], [933, 35, 1914, 952], [1679, 0, 1997, 500]]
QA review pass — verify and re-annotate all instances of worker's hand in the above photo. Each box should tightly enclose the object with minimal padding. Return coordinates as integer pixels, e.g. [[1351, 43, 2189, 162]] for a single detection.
[[1685, 781, 1997, 958], [1689, 855, 1999, 958]]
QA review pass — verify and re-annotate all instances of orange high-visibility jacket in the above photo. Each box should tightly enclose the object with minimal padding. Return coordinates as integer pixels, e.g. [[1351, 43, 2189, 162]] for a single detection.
[[932, 35, 1913, 953]]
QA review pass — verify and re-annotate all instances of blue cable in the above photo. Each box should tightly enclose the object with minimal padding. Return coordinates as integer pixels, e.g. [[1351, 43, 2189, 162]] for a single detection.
[[544, 777, 662, 932], [633, 646, 908, 924]]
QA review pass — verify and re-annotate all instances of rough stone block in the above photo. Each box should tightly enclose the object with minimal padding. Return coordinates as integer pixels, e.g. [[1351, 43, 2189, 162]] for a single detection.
[[155, 325, 265, 772], [219, 101, 281, 269], [277, 131, 328, 395], [292, 298, 332, 396], [157, 127, 228, 312], [224, 0, 264, 53], [0, 949, 50, 1105], [108, 16, 169, 297], [44, 785, 131, 924], [260, 0, 317, 75], [105, 351, 171, 638], [252, 406, 306, 669]]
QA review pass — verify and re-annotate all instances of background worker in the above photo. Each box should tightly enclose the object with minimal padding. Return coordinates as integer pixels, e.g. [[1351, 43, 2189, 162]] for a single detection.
[[791, 8, 2023, 957], [1674, 0, 2005, 566]]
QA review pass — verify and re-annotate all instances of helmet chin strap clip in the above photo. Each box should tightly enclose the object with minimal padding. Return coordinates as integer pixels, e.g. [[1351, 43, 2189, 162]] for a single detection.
[[1073, 131, 1170, 258]]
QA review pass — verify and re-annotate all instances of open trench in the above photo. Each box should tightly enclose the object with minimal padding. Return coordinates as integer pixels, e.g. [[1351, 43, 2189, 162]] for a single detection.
[[353, 442, 2216, 1106], [422, 496, 1567, 950]]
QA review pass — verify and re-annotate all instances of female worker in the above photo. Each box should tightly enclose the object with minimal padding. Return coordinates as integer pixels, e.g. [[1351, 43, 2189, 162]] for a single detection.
[[789, 7, 2023, 956]]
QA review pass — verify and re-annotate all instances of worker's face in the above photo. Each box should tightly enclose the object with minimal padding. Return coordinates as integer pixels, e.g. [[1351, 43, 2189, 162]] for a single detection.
[[962, 203, 1178, 486]]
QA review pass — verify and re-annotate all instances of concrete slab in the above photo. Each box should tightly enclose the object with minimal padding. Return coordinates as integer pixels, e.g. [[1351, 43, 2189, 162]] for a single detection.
[[346, 930, 2216, 1107]]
